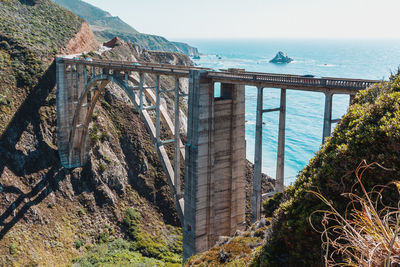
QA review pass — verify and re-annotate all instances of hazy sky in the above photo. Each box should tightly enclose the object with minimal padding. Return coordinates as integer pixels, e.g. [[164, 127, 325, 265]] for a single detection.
[[84, 0, 400, 39]]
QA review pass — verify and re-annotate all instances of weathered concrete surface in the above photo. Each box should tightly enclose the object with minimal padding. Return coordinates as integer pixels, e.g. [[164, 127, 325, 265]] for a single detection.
[[183, 71, 246, 260]]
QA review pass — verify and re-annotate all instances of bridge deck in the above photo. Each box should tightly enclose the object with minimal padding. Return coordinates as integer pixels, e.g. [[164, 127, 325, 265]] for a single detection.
[[60, 58, 380, 94]]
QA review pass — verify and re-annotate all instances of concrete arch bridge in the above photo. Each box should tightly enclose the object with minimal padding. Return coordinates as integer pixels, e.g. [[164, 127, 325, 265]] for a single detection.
[[55, 57, 379, 260]]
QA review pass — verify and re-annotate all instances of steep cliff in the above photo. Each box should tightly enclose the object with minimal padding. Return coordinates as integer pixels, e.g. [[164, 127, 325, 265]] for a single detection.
[[52, 0, 139, 34], [0, 1, 188, 266], [52, 0, 200, 58], [172, 42, 200, 58]]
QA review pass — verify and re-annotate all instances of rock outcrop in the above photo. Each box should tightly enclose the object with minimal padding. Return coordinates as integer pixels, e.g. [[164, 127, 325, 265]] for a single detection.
[[64, 21, 99, 54], [269, 51, 293, 64], [172, 41, 200, 58]]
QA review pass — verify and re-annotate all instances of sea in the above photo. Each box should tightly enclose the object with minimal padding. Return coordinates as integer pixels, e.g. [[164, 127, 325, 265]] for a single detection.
[[180, 39, 400, 185]]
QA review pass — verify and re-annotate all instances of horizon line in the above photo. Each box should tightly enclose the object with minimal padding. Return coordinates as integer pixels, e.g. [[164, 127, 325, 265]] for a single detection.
[[169, 36, 400, 41]]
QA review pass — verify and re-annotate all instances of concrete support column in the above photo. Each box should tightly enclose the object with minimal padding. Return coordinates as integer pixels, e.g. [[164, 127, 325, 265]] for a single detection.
[[84, 66, 87, 86], [70, 64, 87, 165], [124, 72, 129, 87], [56, 58, 70, 167], [252, 86, 263, 223], [174, 77, 181, 196], [155, 75, 161, 145], [322, 92, 333, 143], [228, 82, 246, 234], [57, 58, 89, 168], [183, 70, 246, 261], [276, 89, 286, 192], [349, 94, 355, 106], [139, 73, 144, 111], [184, 69, 212, 261]]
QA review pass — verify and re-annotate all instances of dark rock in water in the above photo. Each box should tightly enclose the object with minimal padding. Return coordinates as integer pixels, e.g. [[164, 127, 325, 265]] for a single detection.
[[270, 51, 293, 64], [193, 55, 200, 60]]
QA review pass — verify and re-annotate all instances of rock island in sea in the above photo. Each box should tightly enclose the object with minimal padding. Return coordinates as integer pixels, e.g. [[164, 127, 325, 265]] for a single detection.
[[270, 51, 293, 63]]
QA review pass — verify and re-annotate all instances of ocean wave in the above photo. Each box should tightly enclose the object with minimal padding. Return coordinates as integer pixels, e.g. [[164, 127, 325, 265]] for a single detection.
[[318, 64, 337, 67]]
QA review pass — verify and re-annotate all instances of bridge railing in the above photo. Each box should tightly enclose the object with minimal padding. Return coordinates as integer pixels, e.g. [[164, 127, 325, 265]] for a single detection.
[[62, 58, 209, 73], [207, 71, 380, 90], [61, 57, 380, 90]]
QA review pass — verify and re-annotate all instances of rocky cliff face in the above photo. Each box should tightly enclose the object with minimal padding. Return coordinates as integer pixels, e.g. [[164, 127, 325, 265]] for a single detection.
[[172, 42, 200, 58], [64, 21, 99, 54]]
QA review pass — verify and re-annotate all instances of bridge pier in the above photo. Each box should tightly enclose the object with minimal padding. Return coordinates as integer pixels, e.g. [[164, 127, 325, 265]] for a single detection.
[[252, 86, 264, 223], [57, 58, 92, 168], [174, 77, 182, 196], [349, 94, 355, 105], [276, 89, 286, 193], [252, 87, 287, 222], [183, 70, 246, 260], [322, 92, 333, 143]]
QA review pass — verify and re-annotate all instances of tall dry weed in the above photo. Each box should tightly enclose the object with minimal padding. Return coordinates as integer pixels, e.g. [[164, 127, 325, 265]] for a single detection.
[[310, 161, 400, 267]]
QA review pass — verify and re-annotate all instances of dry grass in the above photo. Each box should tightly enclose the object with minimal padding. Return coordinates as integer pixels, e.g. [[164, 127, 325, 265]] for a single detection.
[[310, 161, 400, 267]]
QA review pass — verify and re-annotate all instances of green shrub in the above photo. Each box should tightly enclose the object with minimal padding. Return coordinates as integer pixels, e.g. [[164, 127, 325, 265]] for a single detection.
[[98, 163, 106, 172], [100, 131, 109, 142], [78, 208, 86, 216], [262, 192, 284, 218], [74, 239, 84, 249], [97, 232, 109, 244], [9, 243, 17, 255], [123, 208, 141, 241], [73, 239, 166, 266]]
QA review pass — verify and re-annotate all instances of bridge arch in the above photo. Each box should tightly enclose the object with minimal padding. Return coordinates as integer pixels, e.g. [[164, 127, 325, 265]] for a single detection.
[[66, 73, 137, 168]]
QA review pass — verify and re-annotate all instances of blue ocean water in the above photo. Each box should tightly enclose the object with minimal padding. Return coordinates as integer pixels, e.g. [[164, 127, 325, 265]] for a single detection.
[[183, 39, 400, 185]]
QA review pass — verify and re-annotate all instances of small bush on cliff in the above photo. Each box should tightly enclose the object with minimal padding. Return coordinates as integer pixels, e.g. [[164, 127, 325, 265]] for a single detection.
[[263, 192, 284, 218], [123, 207, 142, 240], [255, 73, 400, 266]]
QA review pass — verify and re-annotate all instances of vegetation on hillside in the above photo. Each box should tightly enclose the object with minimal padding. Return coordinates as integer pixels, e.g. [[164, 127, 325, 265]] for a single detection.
[[185, 222, 269, 267], [51, 0, 200, 57], [74, 208, 182, 266], [0, 0, 83, 133], [0, 0, 82, 57], [254, 73, 400, 266], [52, 0, 138, 34]]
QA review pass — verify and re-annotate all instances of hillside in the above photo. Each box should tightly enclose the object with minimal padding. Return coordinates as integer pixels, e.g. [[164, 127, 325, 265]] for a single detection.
[[51, 0, 138, 34], [52, 0, 200, 57], [0, 0, 99, 134], [0, 0, 193, 265]]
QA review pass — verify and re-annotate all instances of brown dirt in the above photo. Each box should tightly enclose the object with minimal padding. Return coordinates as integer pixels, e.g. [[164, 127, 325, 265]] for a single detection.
[[64, 21, 99, 54]]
